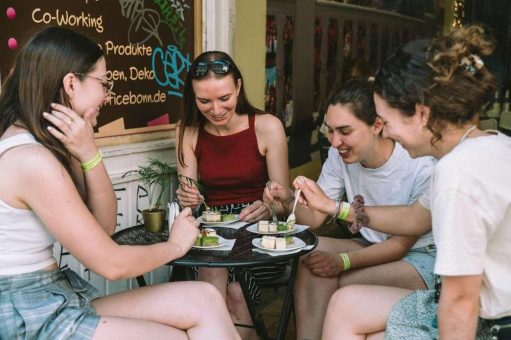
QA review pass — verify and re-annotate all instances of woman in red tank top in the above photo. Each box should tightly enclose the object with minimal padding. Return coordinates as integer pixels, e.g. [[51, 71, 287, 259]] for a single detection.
[[176, 51, 289, 338]]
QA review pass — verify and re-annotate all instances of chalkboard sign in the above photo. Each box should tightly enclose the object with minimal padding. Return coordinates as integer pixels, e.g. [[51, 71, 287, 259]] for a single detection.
[[1, 0, 200, 137]]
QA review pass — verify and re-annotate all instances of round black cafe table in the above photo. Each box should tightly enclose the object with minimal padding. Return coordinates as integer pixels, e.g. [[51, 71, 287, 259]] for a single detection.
[[113, 222, 318, 340]]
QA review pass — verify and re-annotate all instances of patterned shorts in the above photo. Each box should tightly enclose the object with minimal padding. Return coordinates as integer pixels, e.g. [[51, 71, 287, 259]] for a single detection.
[[384, 289, 492, 339], [0, 268, 101, 340]]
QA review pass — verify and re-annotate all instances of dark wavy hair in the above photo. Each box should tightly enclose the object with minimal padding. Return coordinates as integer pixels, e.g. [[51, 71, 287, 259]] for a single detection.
[[178, 51, 263, 167], [374, 25, 496, 143], [0, 26, 103, 185], [328, 78, 377, 126]]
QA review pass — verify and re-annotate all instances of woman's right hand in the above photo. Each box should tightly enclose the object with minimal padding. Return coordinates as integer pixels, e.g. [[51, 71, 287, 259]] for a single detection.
[[167, 207, 199, 257], [293, 176, 333, 213], [43, 103, 98, 164], [263, 180, 294, 205], [175, 183, 204, 209]]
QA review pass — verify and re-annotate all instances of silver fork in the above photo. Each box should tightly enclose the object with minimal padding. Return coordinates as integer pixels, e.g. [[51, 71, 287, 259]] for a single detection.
[[266, 181, 279, 222], [270, 202, 278, 223]]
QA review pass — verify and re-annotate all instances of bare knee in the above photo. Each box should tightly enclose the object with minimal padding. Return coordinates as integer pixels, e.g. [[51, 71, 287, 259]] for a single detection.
[[226, 281, 245, 306], [328, 285, 361, 312], [189, 281, 226, 307]]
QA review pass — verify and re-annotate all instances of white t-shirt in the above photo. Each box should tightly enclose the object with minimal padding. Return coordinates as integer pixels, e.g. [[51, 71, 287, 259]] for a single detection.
[[419, 132, 511, 319], [318, 142, 435, 248]]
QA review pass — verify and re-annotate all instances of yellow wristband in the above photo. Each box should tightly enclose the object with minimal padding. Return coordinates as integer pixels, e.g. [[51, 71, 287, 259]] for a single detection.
[[337, 201, 350, 221], [339, 252, 351, 271], [80, 151, 102, 173]]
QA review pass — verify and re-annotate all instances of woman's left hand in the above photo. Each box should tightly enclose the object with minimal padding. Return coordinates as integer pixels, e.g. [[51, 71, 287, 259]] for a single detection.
[[239, 200, 271, 222], [302, 250, 344, 277], [43, 103, 98, 163]]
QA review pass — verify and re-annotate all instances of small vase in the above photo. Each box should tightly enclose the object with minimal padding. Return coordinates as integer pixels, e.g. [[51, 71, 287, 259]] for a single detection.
[[143, 209, 166, 233]]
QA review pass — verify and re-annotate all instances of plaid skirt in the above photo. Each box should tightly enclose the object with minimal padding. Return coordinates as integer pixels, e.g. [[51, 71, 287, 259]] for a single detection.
[[0, 268, 101, 340]]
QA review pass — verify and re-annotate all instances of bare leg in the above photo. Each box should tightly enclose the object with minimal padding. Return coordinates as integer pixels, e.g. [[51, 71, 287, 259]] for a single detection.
[[93, 317, 188, 340], [367, 332, 385, 340], [227, 282, 258, 340], [338, 260, 427, 290], [198, 267, 229, 300], [92, 281, 240, 340], [295, 236, 427, 340], [322, 285, 411, 340], [199, 267, 256, 339], [294, 237, 365, 340]]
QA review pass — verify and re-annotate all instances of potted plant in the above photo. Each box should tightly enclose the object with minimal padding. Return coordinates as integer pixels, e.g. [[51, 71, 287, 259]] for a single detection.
[[123, 158, 177, 232]]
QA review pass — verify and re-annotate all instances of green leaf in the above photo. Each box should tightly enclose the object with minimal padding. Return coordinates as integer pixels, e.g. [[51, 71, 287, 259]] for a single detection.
[[122, 158, 177, 209]]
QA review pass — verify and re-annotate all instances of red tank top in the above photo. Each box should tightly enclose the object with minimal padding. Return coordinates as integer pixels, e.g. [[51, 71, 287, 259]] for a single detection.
[[194, 114, 268, 206]]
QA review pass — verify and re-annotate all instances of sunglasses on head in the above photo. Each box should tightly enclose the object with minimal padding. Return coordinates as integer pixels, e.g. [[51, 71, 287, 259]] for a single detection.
[[191, 60, 231, 78]]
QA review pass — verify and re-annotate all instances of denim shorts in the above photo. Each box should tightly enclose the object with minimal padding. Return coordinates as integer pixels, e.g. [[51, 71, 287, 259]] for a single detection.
[[353, 238, 437, 290], [0, 268, 101, 340], [385, 289, 492, 339], [402, 244, 437, 290]]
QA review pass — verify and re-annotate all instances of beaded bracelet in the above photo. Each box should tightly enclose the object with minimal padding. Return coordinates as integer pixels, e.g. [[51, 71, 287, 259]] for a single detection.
[[332, 200, 341, 219], [339, 252, 351, 271], [80, 151, 102, 173], [347, 195, 366, 234]]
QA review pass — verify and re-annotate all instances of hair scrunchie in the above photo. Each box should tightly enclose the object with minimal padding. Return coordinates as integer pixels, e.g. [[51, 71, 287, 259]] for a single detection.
[[347, 195, 368, 234]]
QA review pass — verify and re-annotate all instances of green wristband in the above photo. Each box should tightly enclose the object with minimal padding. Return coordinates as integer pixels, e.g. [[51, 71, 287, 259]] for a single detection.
[[339, 252, 351, 271], [80, 151, 102, 173], [337, 201, 350, 221]]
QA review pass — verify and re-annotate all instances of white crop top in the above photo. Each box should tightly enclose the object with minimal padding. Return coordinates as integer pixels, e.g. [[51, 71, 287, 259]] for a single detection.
[[0, 134, 56, 275]]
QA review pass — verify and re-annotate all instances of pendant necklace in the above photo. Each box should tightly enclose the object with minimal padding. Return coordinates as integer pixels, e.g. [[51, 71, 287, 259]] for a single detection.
[[456, 124, 477, 146]]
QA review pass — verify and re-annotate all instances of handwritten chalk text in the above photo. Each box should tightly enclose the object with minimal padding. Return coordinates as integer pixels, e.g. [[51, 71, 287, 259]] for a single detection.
[[130, 67, 155, 80], [107, 90, 167, 106], [32, 8, 103, 33], [103, 41, 152, 56]]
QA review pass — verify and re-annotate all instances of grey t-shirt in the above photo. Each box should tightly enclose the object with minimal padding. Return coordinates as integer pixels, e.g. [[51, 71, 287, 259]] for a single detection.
[[317, 142, 435, 248]]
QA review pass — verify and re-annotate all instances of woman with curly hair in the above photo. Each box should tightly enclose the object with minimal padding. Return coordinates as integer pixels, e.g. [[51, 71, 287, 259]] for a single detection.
[[320, 25, 511, 339]]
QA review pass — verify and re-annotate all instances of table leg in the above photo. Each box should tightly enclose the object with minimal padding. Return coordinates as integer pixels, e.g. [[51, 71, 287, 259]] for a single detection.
[[136, 275, 147, 287], [236, 269, 270, 340], [169, 265, 193, 282], [276, 258, 299, 339]]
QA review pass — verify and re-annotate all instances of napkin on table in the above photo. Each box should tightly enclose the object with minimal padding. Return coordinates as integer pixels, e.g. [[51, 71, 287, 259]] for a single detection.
[[168, 202, 180, 232], [202, 221, 247, 230], [200, 238, 236, 251]]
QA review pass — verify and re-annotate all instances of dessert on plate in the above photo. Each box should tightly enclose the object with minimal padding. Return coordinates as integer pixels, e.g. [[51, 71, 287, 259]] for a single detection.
[[257, 220, 295, 233], [195, 228, 220, 247], [260, 235, 295, 250], [221, 213, 236, 222], [202, 210, 221, 222]]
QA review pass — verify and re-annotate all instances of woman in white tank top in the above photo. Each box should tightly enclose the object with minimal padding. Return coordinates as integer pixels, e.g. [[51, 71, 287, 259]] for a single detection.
[[0, 26, 239, 340]]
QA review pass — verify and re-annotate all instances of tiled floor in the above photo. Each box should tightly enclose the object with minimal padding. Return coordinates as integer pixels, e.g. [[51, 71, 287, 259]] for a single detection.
[[260, 286, 296, 340]]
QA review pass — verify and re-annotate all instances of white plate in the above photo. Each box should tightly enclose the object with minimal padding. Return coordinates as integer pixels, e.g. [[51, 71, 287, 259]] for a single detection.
[[197, 214, 240, 225], [246, 223, 309, 235], [192, 235, 229, 249], [252, 236, 306, 252]]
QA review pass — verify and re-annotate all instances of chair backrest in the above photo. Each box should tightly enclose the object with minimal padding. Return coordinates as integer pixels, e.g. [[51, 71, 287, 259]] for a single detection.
[[480, 118, 498, 131], [499, 110, 511, 131]]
